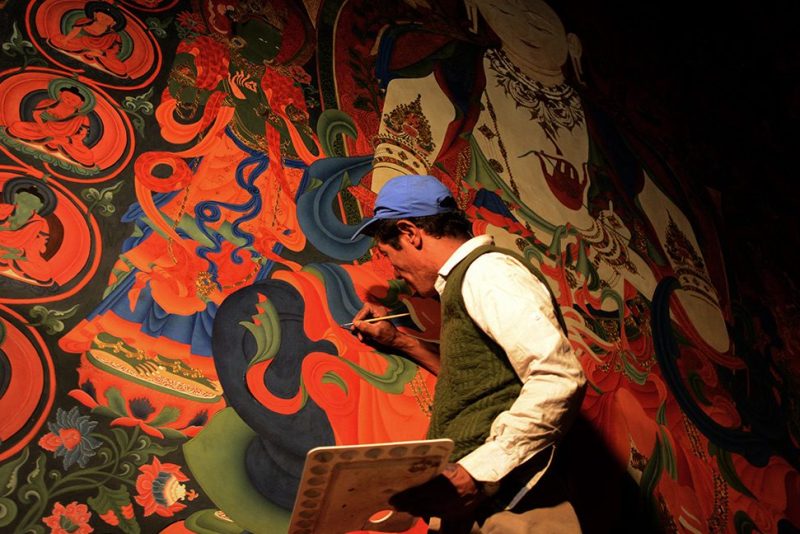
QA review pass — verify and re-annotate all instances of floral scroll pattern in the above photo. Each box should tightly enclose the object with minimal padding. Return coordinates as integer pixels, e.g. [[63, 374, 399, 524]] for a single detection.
[[1, 405, 187, 533]]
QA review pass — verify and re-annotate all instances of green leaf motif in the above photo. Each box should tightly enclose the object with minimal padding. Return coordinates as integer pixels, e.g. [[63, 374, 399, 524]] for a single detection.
[[111, 427, 130, 451], [134, 435, 179, 461], [26, 452, 46, 486], [105, 387, 129, 417], [321, 371, 348, 394], [92, 405, 120, 419], [149, 405, 181, 427], [655, 401, 667, 425], [120, 87, 155, 137], [640, 433, 662, 500], [81, 180, 124, 217], [0, 447, 29, 497], [28, 304, 80, 334], [1, 22, 28, 55], [239, 299, 281, 367], [658, 427, 678, 480], [347, 352, 417, 395], [159, 427, 187, 441], [122, 87, 155, 115], [621, 351, 649, 385], [88, 485, 140, 534], [1, 22, 46, 67], [17, 452, 48, 523], [145, 17, 172, 39], [0, 497, 18, 528]]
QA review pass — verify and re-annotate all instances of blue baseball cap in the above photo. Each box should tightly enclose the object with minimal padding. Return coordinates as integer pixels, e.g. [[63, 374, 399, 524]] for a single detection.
[[350, 174, 455, 240]]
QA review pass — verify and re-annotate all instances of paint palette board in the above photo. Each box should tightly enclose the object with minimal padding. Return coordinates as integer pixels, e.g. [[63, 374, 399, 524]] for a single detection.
[[287, 438, 454, 534]]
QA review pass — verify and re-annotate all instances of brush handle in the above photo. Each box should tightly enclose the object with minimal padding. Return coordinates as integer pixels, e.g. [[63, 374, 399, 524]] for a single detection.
[[340, 312, 411, 328]]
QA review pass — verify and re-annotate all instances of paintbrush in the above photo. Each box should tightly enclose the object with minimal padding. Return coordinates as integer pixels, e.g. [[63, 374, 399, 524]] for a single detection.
[[339, 312, 411, 328]]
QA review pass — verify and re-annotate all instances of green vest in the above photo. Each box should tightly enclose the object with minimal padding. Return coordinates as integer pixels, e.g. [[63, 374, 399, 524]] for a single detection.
[[427, 244, 564, 461]]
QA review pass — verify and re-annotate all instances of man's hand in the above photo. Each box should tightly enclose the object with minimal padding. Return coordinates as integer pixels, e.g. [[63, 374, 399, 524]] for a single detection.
[[351, 302, 402, 348], [350, 302, 441, 375], [389, 463, 485, 519]]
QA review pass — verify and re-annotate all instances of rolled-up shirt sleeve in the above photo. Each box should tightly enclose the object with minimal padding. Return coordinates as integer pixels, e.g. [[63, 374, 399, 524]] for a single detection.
[[456, 252, 586, 483]]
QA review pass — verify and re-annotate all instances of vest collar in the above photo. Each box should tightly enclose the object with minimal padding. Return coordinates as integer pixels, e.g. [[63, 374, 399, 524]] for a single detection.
[[435, 235, 494, 296]]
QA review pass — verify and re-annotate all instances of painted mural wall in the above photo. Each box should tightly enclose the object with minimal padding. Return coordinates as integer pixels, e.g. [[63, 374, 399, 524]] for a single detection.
[[0, 0, 797, 532]]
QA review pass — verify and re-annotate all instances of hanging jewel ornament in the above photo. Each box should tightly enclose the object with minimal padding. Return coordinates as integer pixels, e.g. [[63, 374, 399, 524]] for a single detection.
[[486, 48, 584, 144]]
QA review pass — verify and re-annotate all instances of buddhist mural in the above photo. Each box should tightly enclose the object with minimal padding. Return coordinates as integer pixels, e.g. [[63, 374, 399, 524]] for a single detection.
[[0, 0, 797, 533]]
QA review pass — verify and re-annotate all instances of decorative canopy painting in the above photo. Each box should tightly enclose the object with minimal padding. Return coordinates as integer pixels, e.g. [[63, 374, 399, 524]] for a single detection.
[[0, 0, 797, 533]]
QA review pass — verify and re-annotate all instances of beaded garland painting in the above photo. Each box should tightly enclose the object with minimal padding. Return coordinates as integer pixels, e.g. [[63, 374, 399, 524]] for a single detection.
[[0, 0, 797, 533]]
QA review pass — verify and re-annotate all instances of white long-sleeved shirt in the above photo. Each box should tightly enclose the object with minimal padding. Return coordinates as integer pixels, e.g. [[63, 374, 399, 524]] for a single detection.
[[434, 235, 586, 498]]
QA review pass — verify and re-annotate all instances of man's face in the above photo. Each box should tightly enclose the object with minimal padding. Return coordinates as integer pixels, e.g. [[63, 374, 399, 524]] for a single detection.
[[376, 238, 438, 298]]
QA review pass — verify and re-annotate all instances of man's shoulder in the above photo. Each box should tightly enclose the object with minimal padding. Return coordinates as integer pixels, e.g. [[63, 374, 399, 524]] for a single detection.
[[468, 248, 531, 274], [464, 251, 546, 296]]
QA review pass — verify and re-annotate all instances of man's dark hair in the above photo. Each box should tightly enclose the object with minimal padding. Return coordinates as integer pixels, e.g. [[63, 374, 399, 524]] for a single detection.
[[366, 198, 472, 249]]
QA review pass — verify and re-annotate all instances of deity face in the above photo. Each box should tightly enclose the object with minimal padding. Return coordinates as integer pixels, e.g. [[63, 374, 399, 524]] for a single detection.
[[475, 0, 569, 71], [58, 89, 84, 111], [92, 11, 116, 32], [14, 191, 44, 213]]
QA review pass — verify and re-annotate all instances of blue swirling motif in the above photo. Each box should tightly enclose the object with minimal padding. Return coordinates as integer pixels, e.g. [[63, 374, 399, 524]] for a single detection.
[[297, 155, 373, 261]]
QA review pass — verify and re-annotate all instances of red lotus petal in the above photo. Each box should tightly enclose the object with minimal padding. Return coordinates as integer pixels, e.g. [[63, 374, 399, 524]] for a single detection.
[[68, 389, 99, 409], [136, 475, 153, 494], [121, 504, 134, 519], [59, 428, 82, 450], [64, 502, 92, 522], [38, 432, 62, 452], [136, 497, 158, 516], [139, 424, 165, 440], [99, 510, 119, 525], [110, 417, 141, 428], [155, 501, 186, 517], [157, 462, 189, 482]]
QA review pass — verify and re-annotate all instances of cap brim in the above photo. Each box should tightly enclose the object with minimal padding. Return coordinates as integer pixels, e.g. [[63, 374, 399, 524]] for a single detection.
[[350, 216, 378, 241]]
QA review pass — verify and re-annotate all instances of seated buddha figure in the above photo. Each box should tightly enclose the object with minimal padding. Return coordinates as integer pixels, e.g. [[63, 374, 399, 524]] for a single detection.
[[0, 180, 55, 285], [49, 1, 130, 77], [7, 86, 96, 168]]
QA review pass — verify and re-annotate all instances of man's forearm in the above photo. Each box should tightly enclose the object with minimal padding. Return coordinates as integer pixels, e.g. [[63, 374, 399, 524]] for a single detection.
[[351, 303, 441, 374], [393, 332, 441, 375]]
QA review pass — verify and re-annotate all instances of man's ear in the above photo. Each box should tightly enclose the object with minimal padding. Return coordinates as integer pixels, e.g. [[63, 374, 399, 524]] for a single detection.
[[396, 220, 423, 248]]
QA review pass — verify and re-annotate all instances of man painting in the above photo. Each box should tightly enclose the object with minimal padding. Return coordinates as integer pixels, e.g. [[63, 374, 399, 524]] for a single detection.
[[351, 174, 586, 533]]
